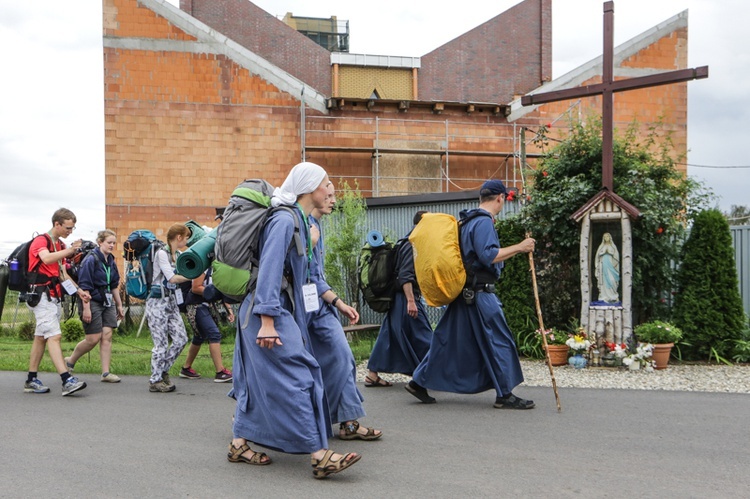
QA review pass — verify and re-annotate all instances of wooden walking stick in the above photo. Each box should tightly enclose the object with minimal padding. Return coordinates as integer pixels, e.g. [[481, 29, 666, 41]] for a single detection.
[[527, 242, 562, 412]]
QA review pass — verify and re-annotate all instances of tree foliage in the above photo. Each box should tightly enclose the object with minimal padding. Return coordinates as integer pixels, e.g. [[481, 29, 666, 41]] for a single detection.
[[321, 180, 367, 308], [522, 119, 712, 328], [673, 209, 746, 359]]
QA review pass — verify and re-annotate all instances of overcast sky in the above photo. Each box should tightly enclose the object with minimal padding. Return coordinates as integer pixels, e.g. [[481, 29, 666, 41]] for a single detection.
[[0, 0, 747, 257]]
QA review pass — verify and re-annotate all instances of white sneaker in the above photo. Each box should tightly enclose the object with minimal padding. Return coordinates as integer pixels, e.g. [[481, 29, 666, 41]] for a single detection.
[[101, 373, 121, 383]]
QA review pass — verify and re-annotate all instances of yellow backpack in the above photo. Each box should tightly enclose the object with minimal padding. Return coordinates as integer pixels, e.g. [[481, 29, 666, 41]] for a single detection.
[[409, 213, 465, 307], [409, 211, 493, 307]]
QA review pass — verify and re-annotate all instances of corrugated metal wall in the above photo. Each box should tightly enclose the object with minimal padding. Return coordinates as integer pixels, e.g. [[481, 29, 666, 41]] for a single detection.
[[730, 225, 750, 316]]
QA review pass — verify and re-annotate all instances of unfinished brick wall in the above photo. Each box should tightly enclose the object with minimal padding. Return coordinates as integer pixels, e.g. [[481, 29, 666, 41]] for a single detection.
[[179, 0, 332, 95], [420, 0, 552, 103]]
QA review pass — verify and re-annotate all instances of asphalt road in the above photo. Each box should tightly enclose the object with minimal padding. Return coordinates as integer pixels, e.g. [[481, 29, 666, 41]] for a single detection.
[[1, 371, 748, 498]]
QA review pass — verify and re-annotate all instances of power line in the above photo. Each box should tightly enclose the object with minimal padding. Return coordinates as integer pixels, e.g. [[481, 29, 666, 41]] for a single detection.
[[679, 163, 750, 169]]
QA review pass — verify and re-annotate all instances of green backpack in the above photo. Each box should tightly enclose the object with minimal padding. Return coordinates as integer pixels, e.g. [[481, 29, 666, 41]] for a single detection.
[[211, 179, 302, 303]]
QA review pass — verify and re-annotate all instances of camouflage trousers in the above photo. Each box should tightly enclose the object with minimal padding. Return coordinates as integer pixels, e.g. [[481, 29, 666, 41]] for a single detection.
[[145, 296, 188, 384]]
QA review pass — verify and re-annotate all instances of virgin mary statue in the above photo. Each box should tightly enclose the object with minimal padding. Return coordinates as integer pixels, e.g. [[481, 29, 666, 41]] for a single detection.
[[595, 232, 620, 303]]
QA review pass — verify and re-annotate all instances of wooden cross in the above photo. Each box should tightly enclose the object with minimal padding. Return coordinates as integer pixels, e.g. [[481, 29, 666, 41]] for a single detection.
[[521, 1, 708, 192]]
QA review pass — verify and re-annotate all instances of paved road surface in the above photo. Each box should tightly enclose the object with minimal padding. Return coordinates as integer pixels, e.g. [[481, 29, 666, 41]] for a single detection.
[[1, 371, 747, 498]]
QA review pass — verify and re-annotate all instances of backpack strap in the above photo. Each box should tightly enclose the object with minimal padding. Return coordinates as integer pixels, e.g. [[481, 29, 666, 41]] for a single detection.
[[458, 211, 497, 289], [29, 233, 58, 288]]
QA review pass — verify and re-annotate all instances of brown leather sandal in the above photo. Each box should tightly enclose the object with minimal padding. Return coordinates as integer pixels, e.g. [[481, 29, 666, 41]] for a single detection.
[[311, 449, 361, 479], [227, 442, 272, 465], [339, 421, 382, 441]]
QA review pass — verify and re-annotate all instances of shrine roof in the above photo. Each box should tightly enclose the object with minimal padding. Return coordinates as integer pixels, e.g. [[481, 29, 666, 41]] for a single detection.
[[571, 189, 642, 222]]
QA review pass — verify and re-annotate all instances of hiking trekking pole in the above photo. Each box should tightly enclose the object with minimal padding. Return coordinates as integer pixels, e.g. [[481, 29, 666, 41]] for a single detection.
[[527, 246, 562, 412]]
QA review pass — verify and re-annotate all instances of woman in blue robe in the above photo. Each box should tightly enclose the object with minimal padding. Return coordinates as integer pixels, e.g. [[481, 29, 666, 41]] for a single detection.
[[306, 184, 382, 440], [408, 180, 536, 409], [366, 211, 433, 385], [229, 162, 362, 478]]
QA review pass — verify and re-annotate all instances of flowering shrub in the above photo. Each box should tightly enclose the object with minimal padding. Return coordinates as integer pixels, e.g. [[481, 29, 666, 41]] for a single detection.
[[634, 320, 683, 344], [622, 342, 655, 370], [537, 328, 568, 346]]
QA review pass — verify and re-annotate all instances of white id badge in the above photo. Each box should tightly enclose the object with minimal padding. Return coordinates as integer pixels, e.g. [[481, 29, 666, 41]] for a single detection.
[[174, 287, 184, 305], [61, 279, 78, 295], [302, 283, 319, 313], [104, 292, 114, 308]]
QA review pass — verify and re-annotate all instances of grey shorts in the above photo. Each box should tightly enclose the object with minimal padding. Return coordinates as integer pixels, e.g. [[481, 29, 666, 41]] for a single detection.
[[83, 300, 118, 335]]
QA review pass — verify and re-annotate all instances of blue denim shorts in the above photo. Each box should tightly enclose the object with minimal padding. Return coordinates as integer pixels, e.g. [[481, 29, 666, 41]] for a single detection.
[[190, 304, 221, 345]]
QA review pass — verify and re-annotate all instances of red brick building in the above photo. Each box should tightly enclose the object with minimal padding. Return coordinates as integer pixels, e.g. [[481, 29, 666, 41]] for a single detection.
[[103, 0, 692, 242]]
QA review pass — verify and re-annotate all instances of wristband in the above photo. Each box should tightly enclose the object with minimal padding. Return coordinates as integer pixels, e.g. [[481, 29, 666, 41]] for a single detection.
[[331, 297, 340, 307]]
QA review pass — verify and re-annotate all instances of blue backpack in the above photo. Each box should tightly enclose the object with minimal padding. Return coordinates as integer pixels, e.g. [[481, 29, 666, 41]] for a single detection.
[[123, 230, 166, 300]]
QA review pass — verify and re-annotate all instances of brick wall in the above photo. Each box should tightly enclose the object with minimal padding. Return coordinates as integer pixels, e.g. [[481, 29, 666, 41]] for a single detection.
[[179, 0, 332, 95], [420, 0, 552, 103]]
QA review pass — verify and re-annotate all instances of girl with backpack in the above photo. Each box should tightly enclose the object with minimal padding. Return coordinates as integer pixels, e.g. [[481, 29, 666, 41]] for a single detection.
[[64, 229, 124, 382], [145, 223, 191, 393], [228, 162, 361, 479]]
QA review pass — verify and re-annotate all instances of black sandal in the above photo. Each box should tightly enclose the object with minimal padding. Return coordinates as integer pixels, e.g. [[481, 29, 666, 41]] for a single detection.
[[364, 375, 393, 387], [493, 394, 535, 410], [405, 381, 436, 404]]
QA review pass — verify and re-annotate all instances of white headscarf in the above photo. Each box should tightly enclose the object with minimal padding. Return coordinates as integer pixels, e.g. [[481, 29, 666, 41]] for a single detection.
[[271, 162, 327, 207]]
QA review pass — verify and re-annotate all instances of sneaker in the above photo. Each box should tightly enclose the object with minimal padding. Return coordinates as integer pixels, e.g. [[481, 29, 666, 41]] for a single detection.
[[24, 378, 50, 394], [162, 372, 174, 387], [101, 373, 121, 383], [179, 367, 201, 379], [64, 357, 75, 373], [62, 377, 87, 396], [214, 368, 233, 383], [494, 393, 535, 410], [149, 380, 175, 393]]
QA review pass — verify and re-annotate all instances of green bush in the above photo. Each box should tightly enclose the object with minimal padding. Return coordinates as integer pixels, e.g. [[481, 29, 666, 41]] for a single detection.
[[495, 215, 539, 357], [17, 321, 35, 341], [673, 209, 746, 359], [61, 318, 85, 342]]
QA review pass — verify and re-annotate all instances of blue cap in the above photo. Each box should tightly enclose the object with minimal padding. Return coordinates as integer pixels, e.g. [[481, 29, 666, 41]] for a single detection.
[[480, 179, 507, 196]]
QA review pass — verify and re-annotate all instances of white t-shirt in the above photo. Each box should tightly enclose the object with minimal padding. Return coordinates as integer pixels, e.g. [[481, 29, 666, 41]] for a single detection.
[[151, 248, 176, 285]]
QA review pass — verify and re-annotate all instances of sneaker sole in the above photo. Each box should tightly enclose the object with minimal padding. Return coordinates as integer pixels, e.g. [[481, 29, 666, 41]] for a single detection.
[[214, 377, 233, 383], [178, 374, 200, 379], [101, 378, 121, 383], [24, 387, 50, 394], [62, 382, 87, 397]]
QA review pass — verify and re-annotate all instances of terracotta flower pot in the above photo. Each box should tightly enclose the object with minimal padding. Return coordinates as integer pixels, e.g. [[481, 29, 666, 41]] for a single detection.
[[545, 344, 570, 367], [651, 343, 674, 370]]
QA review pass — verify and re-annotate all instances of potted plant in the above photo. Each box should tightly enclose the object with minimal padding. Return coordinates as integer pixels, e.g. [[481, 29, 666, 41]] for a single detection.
[[634, 320, 683, 369], [622, 342, 655, 371], [565, 327, 591, 369], [537, 328, 569, 366]]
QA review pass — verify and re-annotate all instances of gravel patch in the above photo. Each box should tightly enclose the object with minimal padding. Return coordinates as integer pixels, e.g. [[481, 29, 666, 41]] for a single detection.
[[357, 360, 750, 394]]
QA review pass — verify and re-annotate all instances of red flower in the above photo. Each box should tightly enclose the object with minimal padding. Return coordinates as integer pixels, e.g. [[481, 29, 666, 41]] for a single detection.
[[656, 227, 664, 234], [542, 171, 548, 177], [546, 122, 552, 128], [506, 191, 516, 202]]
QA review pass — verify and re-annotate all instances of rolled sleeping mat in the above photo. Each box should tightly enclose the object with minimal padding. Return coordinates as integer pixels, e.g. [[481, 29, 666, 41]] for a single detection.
[[175, 229, 217, 279], [185, 220, 207, 248], [367, 230, 385, 247]]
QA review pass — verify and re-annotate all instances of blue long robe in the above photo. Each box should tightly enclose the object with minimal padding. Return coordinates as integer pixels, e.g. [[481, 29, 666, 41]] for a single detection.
[[232, 207, 331, 454], [411, 208, 524, 396], [306, 216, 365, 424], [367, 235, 433, 375]]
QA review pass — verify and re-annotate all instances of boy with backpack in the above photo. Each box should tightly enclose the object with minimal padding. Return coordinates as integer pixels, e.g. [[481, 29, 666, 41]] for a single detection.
[[23, 208, 91, 396], [406, 180, 536, 409]]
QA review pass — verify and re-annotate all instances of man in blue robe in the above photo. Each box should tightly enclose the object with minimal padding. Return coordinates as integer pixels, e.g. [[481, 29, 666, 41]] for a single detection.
[[307, 185, 382, 441], [366, 210, 433, 386], [407, 179, 536, 409]]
